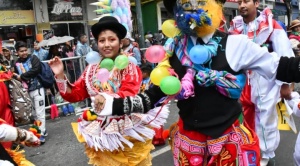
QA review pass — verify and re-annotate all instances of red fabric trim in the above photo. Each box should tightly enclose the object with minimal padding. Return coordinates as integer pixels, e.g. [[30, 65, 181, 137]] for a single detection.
[[60, 76, 90, 102], [289, 34, 300, 41], [239, 78, 255, 130], [117, 65, 142, 98]]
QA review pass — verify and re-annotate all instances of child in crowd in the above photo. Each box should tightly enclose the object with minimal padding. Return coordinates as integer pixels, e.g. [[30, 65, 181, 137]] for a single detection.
[[139, 64, 152, 93]]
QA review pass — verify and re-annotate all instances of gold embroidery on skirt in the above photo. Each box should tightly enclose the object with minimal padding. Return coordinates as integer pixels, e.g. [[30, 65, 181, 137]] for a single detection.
[[84, 138, 154, 166]]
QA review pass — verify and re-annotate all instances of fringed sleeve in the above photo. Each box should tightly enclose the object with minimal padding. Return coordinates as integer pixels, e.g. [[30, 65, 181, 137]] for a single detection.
[[112, 85, 165, 115]]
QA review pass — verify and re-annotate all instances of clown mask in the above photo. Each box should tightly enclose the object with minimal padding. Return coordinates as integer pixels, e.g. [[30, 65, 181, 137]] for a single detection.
[[175, 0, 223, 37]]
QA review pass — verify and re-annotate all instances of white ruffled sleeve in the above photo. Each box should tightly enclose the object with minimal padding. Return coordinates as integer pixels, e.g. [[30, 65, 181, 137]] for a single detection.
[[226, 35, 280, 81]]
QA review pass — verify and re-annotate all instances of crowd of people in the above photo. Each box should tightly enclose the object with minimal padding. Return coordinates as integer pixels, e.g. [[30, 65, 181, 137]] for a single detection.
[[3, 0, 300, 165]]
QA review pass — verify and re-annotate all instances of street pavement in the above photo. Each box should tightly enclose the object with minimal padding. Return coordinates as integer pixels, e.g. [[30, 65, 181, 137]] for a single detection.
[[23, 101, 299, 166]]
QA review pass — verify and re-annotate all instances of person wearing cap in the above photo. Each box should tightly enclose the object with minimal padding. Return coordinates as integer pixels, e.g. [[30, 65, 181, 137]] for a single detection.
[[122, 32, 142, 66], [0, 47, 15, 71], [289, 19, 300, 56], [48, 16, 158, 165], [228, 0, 294, 165], [145, 31, 156, 48]]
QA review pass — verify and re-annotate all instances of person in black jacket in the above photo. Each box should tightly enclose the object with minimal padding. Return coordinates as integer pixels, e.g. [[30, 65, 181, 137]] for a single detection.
[[13, 41, 47, 144]]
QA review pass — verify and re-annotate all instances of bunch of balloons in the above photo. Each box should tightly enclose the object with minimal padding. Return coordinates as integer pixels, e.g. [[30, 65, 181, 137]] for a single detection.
[[86, 53, 130, 83], [145, 45, 181, 95]]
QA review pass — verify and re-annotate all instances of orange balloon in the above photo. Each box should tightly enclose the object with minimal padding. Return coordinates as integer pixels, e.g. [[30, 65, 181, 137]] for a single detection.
[[36, 34, 43, 42], [150, 67, 170, 85]]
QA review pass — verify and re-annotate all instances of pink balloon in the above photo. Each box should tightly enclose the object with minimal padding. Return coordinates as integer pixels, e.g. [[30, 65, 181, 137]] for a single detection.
[[145, 45, 166, 63], [97, 68, 110, 83]]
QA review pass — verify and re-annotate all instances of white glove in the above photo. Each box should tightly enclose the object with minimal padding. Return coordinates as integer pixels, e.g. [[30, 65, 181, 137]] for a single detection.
[[23, 130, 40, 147]]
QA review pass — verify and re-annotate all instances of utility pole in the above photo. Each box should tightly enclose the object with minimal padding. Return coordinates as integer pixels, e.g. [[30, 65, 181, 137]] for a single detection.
[[283, 0, 292, 27], [134, 0, 145, 48]]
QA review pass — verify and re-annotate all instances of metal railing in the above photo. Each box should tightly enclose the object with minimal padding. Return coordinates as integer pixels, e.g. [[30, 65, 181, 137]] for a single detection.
[[43, 56, 85, 110]]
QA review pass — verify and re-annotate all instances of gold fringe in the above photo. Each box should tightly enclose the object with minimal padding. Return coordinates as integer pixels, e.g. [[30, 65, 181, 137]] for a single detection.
[[6, 147, 35, 166], [84, 137, 154, 166]]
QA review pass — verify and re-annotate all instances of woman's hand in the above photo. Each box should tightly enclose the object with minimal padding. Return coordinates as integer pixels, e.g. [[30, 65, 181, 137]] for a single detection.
[[48, 56, 64, 78], [93, 94, 106, 113]]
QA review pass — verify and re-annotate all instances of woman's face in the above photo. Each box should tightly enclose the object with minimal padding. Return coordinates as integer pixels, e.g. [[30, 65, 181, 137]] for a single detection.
[[97, 30, 122, 59], [293, 25, 300, 33]]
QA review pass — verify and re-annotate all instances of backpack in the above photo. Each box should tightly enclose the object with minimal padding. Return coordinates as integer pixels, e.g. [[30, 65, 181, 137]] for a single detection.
[[8, 79, 33, 125], [37, 62, 55, 89]]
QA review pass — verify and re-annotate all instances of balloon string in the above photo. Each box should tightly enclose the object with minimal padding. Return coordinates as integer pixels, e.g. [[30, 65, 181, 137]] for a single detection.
[[109, 67, 116, 78], [146, 68, 182, 125]]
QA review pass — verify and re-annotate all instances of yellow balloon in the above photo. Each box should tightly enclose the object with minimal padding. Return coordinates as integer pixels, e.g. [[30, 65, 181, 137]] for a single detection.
[[161, 20, 181, 38], [150, 67, 170, 85]]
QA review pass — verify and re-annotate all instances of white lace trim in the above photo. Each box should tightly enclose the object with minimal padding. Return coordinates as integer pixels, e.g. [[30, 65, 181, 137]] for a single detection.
[[85, 64, 98, 96], [77, 105, 170, 151]]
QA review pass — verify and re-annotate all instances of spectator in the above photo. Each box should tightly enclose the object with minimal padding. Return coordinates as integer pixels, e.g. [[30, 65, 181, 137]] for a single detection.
[[122, 32, 142, 66], [61, 41, 76, 83], [33, 41, 49, 61], [145, 32, 154, 47], [139, 64, 152, 93], [74, 34, 92, 78], [1, 47, 15, 71], [47, 45, 61, 60], [158, 30, 167, 45], [90, 39, 98, 52], [289, 19, 300, 56], [75, 34, 93, 57], [13, 41, 48, 144]]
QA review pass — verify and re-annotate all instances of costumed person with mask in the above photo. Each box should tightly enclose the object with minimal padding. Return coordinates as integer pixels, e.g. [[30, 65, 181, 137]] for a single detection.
[[83, 0, 300, 165], [228, 1, 294, 165], [48, 15, 169, 165], [0, 118, 40, 166]]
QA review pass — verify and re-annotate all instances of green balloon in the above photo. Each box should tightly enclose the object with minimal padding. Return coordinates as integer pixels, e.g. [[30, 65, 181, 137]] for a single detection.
[[160, 76, 181, 95], [115, 55, 129, 69], [100, 58, 114, 71]]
